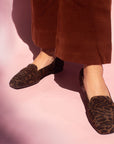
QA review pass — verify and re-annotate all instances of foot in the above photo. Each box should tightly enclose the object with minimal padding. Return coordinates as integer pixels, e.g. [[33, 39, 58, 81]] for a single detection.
[[83, 64, 111, 101], [9, 52, 64, 89], [32, 51, 55, 70]]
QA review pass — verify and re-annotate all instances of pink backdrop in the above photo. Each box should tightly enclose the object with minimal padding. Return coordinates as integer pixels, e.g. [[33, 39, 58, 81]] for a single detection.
[[0, 0, 114, 144]]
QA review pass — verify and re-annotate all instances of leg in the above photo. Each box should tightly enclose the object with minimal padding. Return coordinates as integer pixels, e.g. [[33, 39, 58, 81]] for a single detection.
[[32, 50, 55, 70], [30, 0, 58, 70], [83, 64, 111, 101]]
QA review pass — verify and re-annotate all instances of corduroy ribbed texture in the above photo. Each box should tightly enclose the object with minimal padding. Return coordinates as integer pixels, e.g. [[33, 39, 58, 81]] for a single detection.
[[31, 0, 112, 65]]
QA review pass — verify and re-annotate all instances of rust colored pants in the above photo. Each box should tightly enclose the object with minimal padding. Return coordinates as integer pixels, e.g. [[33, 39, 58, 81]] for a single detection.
[[31, 0, 112, 65]]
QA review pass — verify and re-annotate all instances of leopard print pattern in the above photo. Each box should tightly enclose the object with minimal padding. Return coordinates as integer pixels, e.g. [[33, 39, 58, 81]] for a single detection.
[[79, 68, 114, 134], [87, 96, 114, 134], [9, 64, 40, 89], [9, 57, 64, 89]]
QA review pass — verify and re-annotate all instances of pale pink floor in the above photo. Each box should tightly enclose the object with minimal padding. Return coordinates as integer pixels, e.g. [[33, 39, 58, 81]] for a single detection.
[[0, 0, 114, 144]]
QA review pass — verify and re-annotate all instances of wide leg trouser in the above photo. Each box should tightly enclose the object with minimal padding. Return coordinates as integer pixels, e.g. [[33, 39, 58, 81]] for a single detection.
[[31, 0, 112, 65]]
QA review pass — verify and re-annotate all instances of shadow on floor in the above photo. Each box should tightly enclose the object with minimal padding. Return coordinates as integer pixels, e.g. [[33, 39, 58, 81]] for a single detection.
[[12, 0, 40, 59], [54, 62, 89, 109]]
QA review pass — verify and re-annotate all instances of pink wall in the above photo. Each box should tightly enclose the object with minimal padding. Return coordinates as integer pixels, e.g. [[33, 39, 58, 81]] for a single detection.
[[0, 0, 114, 144]]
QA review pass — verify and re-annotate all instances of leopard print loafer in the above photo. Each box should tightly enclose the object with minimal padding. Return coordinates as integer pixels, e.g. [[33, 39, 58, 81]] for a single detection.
[[9, 57, 64, 89], [79, 68, 114, 134]]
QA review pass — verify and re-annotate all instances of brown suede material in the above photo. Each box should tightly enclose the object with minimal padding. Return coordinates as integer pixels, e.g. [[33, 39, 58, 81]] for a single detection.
[[9, 57, 64, 89], [31, 0, 112, 65]]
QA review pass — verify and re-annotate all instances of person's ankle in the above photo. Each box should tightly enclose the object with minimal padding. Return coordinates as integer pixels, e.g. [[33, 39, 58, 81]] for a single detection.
[[83, 64, 103, 78], [82, 64, 111, 100], [32, 51, 55, 70]]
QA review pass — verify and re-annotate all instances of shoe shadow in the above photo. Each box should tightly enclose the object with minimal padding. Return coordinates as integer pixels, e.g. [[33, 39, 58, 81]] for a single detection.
[[54, 62, 89, 109], [12, 0, 89, 112], [12, 0, 40, 59]]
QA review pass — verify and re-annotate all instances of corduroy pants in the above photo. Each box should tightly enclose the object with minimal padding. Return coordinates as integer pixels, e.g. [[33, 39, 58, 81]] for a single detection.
[[31, 0, 112, 65]]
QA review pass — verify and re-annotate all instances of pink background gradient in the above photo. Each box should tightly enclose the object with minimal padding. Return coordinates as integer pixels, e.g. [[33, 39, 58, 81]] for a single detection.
[[0, 0, 114, 144]]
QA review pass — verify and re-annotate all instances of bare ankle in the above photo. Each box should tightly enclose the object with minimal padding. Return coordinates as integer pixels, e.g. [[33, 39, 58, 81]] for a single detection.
[[40, 50, 56, 58], [83, 64, 103, 76]]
